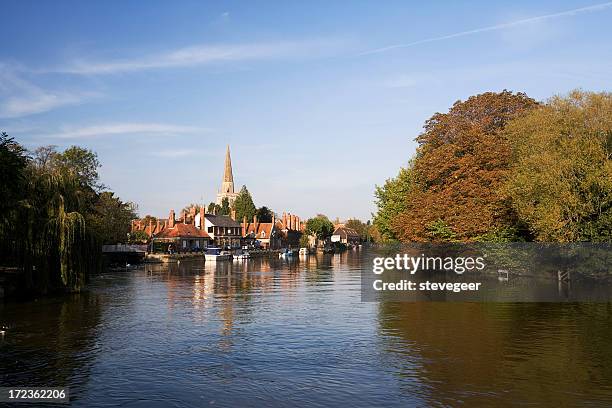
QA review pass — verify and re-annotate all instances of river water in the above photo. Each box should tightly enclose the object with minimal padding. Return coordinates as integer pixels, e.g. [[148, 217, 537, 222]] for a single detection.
[[1, 250, 612, 407]]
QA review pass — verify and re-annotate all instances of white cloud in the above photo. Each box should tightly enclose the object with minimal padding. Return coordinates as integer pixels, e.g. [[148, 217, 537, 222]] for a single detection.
[[0, 66, 96, 118], [48, 122, 205, 139], [359, 2, 612, 56], [58, 39, 346, 75]]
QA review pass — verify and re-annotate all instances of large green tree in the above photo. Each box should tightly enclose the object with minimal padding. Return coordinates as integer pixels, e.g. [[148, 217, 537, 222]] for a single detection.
[[373, 166, 413, 242], [233, 185, 257, 221], [88, 192, 138, 244], [505, 90, 612, 242], [305, 215, 334, 240], [256, 206, 274, 222]]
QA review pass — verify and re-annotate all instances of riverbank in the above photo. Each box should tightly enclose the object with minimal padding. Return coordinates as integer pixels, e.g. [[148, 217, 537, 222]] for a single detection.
[[144, 249, 283, 263]]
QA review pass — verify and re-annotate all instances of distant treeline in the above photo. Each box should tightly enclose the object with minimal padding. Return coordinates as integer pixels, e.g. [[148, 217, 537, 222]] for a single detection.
[[0, 135, 136, 295], [373, 90, 612, 243]]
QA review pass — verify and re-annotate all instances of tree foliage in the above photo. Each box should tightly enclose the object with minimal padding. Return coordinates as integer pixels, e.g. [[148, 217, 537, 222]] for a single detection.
[[305, 215, 334, 240], [233, 185, 257, 221], [373, 166, 413, 241], [256, 206, 274, 222], [0, 135, 136, 295], [392, 90, 538, 242], [219, 197, 231, 216], [505, 90, 612, 242]]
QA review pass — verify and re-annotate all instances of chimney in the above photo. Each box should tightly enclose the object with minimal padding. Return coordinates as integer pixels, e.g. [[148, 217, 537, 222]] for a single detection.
[[169, 209, 175, 228], [148, 219, 153, 237], [296, 216, 300, 231], [253, 214, 258, 234], [156, 219, 160, 234], [288, 213, 293, 230], [282, 212, 287, 229], [242, 216, 247, 236], [231, 209, 236, 221], [199, 206, 205, 230], [190, 207, 197, 224]]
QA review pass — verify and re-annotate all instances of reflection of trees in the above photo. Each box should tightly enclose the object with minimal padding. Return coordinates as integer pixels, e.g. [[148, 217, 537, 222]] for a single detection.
[[0, 292, 102, 397], [378, 302, 612, 406]]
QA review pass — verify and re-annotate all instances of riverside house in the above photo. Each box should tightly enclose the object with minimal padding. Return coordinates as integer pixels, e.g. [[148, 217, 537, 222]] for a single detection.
[[150, 208, 211, 253]]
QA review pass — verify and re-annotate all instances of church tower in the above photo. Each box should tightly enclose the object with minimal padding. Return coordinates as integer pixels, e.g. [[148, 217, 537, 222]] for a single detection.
[[216, 145, 239, 205]]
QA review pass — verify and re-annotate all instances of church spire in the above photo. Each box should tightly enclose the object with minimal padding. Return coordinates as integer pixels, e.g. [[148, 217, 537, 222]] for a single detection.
[[216, 145, 237, 204], [223, 145, 234, 183]]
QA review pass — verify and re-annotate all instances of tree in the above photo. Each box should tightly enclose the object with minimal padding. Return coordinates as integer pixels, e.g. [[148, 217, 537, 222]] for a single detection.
[[219, 197, 231, 216], [0, 132, 28, 229], [233, 185, 257, 221], [373, 166, 413, 241], [346, 218, 369, 241], [182, 203, 203, 213], [256, 206, 274, 222], [53, 145, 103, 191], [393, 90, 537, 242], [0, 135, 134, 295], [207, 202, 220, 214], [88, 192, 138, 244], [305, 215, 334, 241], [505, 90, 612, 242]]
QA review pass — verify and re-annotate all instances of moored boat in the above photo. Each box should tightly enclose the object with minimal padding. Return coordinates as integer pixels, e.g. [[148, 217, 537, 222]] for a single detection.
[[205, 247, 232, 261]]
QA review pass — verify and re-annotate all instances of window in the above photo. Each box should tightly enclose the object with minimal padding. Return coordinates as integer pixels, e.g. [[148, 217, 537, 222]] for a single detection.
[[261, 231, 266, 238], [208, 227, 213, 233]]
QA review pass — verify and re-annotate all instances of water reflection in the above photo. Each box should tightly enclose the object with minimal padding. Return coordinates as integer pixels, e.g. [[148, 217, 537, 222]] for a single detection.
[[378, 302, 612, 407], [0, 250, 611, 407]]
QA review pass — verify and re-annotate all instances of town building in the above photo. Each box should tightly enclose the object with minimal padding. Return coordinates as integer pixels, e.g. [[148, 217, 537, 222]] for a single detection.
[[241, 212, 304, 249], [216, 145, 239, 206], [331, 225, 360, 246], [195, 211, 243, 249], [150, 208, 211, 253], [242, 215, 280, 249]]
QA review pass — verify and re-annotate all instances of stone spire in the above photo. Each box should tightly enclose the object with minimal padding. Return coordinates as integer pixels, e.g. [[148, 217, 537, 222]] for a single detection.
[[216, 145, 239, 205], [220, 145, 235, 194], [223, 145, 234, 184]]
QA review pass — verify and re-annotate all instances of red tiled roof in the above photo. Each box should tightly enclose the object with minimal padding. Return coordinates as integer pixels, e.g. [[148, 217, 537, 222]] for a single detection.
[[154, 222, 210, 239], [243, 222, 274, 239]]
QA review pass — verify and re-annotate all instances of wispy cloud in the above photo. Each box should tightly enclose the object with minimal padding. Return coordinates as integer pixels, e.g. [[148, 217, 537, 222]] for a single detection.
[[0, 66, 97, 118], [57, 39, 345, 75], [359, 2, 612, 56], [48, 122, 206, 139]]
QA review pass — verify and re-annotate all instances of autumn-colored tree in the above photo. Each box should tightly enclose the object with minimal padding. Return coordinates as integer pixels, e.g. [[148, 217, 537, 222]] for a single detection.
[[393, 90, 538, 242], [505, 90, 612, 242]]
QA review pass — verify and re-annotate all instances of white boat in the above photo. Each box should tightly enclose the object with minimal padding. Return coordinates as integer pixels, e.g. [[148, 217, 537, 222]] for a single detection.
[[299, 248, 309, 256], [234, 251, 251, 260], [205, 247, 232, 261]]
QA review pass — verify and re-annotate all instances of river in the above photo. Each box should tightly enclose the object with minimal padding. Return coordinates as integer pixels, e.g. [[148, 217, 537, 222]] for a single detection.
[[1, 250, 611, 407]]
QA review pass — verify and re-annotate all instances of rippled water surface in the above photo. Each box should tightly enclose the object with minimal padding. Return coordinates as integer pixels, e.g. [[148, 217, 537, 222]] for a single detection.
[[1, 250, 612, 407]]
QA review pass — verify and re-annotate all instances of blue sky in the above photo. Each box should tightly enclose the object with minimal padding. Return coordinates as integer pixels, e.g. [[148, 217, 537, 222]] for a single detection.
[[1, 1, 611, 220]]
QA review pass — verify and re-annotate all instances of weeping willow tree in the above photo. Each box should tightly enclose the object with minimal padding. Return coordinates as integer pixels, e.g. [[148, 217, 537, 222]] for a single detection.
[[11, 161, 102, 294], [0, 133, 114, 295]]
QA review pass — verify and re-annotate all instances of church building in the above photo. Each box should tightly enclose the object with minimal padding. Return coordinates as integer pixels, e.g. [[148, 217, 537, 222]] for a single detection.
[[216, 145, 239, 205]]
